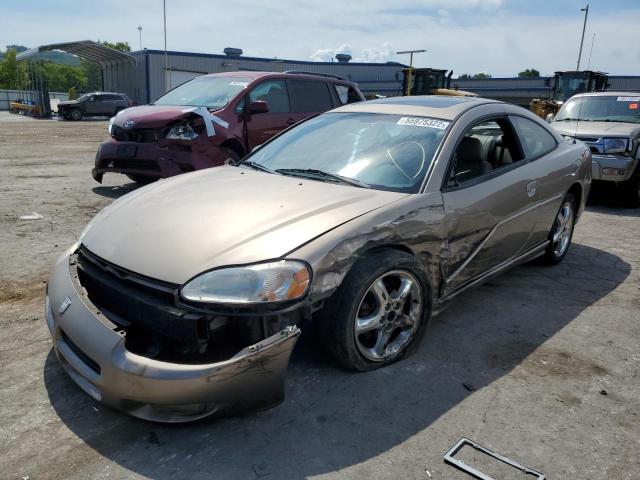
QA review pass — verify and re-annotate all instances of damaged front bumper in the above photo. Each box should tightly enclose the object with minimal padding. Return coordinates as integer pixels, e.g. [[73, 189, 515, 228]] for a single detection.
[[45, 249, 301, 422], [92, 137, 229, 183]]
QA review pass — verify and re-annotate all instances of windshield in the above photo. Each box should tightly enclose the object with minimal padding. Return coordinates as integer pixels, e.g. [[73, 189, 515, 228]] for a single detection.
[[242, 112, 449, 193], [153, 76, 251, 109], [555, 95, 640, 124], [76, 93, 92, 102]]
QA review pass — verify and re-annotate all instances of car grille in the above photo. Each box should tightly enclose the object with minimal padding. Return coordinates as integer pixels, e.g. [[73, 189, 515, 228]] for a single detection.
[[112, 125, 160, 143], [74, 247, 206, 343]]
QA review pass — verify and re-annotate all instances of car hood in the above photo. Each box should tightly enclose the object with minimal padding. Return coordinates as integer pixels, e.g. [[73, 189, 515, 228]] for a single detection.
[[58, 100, 80, 107], [552, 120, 640, 138], [80, 166, 408, 284], [112, 105, 215, 129]]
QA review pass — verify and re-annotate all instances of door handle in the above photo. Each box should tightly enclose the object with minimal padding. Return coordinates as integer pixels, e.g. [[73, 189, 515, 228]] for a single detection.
[[526, 180, 537, 197], [286, 118, 295, 126]]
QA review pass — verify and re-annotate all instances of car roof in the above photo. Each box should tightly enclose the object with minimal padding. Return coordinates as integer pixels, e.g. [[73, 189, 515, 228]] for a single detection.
[[87, 91, 127, 96], [570, 91, 640, 98], [333, 95, 502, 120], [202, 70, 355, 85]]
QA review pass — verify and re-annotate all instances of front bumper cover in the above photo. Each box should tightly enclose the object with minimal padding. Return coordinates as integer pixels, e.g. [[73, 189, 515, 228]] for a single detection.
[[45, 250, 300, 422], [591, 154, 637, 182], [92, 137, 229, 183]]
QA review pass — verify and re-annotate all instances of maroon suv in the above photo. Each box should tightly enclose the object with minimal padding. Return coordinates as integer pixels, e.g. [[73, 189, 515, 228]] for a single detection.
[[93, 71, 365, 183]]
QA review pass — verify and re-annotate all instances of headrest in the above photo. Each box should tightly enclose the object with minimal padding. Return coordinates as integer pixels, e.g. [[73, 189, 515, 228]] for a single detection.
[[456, 136, 483, 162]]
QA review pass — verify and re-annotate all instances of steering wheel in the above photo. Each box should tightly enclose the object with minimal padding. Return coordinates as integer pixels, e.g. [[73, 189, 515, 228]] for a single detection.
[[386, 142, 426, 181]]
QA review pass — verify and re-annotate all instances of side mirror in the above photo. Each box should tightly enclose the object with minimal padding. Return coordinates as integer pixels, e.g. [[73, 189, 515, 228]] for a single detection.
[[545, 113, 555, 123], [248, 100, 269, 114]]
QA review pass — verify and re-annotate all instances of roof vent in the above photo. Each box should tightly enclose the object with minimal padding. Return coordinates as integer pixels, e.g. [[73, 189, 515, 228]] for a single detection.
[[223, 47, 243, 57], [335, 53, 352, 63]]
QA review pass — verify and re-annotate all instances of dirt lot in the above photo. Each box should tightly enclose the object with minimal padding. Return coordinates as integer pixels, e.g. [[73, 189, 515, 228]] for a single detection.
[[1, 111, 639, 479]]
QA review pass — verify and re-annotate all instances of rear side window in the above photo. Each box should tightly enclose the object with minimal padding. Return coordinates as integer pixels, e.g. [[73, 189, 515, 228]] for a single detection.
[[103, 94, 122, 101], [334, 84, 362, 105], [289, 80, 332, 112], [249, 80, 290, 113], [510, 116, 557, 159]]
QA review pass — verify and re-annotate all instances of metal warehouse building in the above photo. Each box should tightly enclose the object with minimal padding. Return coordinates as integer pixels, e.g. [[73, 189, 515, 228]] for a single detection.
[[113, 47, 407, 104]]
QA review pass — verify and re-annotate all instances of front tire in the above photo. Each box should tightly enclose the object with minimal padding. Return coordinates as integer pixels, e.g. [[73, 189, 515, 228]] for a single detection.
[[221, 146, 241, 165], [541, 193, 576, 265], [70, 108, 82, 121], [126, 174, 157, 185], [321, 249, 431, 371]]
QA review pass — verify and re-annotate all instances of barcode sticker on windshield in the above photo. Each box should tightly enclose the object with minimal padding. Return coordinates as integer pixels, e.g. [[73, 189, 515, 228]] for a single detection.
[[397, 117, 449, 129], [617, 96, 640, 102]]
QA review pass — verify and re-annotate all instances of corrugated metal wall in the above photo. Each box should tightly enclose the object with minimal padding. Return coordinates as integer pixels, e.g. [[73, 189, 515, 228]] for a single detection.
[[454, 76, 640, 107], [104, 50, 406, 104], [103, 51, 640, 108]]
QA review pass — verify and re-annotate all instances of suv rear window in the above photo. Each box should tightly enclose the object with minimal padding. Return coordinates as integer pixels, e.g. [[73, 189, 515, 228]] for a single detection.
[[288, 80, 332, 112]]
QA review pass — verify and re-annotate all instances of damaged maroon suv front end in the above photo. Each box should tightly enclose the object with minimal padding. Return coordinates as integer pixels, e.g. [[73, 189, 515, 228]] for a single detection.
[[93, 102, 238, 183], [93, 71, 365, 184]]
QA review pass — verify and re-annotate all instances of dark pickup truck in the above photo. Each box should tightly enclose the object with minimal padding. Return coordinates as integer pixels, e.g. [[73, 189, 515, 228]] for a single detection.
[[58, 92, 132, 120]]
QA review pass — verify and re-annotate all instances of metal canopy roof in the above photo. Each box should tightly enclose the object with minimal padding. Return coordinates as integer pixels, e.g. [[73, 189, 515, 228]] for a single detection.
[[16, 40, 134, 65]]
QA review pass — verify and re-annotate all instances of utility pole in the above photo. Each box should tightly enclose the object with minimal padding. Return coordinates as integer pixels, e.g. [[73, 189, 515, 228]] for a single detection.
[[163, 0, 169, 92], [396, 49, 426, 96], [138, 25, 142, 50], [576, 4, 589, 71]]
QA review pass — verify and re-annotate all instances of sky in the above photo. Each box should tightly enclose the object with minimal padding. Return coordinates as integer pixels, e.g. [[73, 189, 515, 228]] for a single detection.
[[1, 0, 639, 77]]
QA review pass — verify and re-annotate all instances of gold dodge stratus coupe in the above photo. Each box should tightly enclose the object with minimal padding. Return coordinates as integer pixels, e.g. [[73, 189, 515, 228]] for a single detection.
[[45, 96, 591, 422]]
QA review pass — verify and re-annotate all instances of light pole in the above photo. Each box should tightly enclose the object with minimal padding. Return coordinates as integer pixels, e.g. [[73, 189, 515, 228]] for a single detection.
[[576, 4, 589, 71], [396, 49, 426, 96], [163, 0, 169, 92], [138, 25, 142, 50]]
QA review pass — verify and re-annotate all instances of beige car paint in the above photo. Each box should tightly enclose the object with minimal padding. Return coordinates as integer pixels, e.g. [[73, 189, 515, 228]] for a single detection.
[[47, 97, 591, 422]]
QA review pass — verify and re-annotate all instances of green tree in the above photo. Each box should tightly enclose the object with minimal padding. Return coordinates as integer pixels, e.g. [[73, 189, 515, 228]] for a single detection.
[[0, 49, 29, 89], [472, 72, 492, 79], [518, 68, 540, 78], [101, 41, 131, 52], [458, 73, 471, 79], [37, 62, 88, 92]]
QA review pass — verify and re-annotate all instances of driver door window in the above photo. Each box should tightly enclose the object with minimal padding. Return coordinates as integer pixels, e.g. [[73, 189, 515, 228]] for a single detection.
[[447, 119, 523, 187], [248, 80, 290, 113], [244, 80, 292, 150]]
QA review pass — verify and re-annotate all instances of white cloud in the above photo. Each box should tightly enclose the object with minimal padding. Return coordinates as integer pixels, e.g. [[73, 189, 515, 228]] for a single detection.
[[1, 0, 639, 76], [309, 43, 353, 62], [310, 42, 395, 63]]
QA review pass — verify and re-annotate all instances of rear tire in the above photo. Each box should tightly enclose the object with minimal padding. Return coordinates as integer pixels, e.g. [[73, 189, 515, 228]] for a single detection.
[[541, 193, 576, 265], [126, 174, 157, 185], [70, 108, 82, 121], [320, 249, 432, 372]]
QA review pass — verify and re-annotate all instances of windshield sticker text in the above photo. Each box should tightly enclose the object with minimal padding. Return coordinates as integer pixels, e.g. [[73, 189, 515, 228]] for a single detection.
[[397, 117, 449, 130], [617, 96, 640, 102], [230, 81, 249, 87]]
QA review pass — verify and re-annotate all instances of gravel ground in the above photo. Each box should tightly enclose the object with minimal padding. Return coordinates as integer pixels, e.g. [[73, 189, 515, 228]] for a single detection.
[[1, 111, 638, 479]]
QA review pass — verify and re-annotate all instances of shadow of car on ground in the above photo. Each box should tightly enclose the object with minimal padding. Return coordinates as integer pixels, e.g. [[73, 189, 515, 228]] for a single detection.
[[43, 240, 630, 479]]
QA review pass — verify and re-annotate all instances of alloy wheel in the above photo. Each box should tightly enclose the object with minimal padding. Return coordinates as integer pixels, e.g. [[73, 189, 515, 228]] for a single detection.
[[354, 270, 423, 362], [552, 201, 574, 257]]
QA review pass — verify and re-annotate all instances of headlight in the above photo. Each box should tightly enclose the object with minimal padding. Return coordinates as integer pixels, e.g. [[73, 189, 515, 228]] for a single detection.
[[108, 117, 115, 136], [166, 122, 198, 141], [603, 138, 628, 154], [180, 260, 311, 304]]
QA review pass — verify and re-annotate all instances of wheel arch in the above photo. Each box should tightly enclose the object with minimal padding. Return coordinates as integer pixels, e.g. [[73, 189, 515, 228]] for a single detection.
[[220, 138, 245, 158], [567, 182, 583, 218]]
